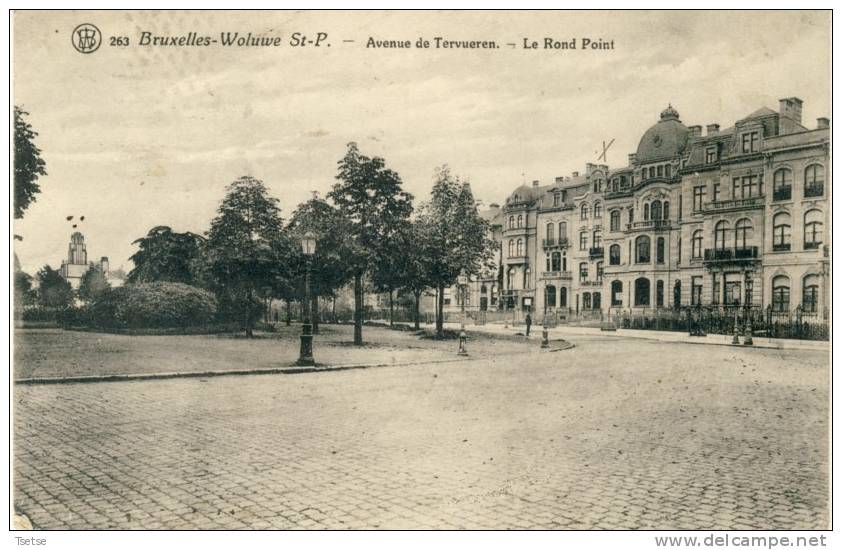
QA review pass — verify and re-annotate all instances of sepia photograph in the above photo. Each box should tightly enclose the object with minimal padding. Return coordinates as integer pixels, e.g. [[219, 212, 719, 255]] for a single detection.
[[9, 8, 832, 543]]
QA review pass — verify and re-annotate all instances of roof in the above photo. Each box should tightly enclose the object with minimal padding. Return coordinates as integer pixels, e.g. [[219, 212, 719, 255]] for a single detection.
[[636, 106, 690, 163]]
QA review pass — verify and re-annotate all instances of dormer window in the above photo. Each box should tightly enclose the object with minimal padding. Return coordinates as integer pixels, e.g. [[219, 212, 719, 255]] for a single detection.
[[553, 193, 560, 207], [705, 146, 718, 164], [741, 131, 759, 153]]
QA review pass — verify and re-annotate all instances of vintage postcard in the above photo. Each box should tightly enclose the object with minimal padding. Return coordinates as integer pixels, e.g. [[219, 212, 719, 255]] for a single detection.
[[10, 9, 831, 541]]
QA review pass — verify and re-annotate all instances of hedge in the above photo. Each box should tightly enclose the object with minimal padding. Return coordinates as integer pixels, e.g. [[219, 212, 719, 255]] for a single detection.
[[86, 282, 218, 329]]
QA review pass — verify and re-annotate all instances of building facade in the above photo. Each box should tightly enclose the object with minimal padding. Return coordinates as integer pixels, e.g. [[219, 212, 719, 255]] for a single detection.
[[495, 98, 828, 321], [59, 232, 125, 289]]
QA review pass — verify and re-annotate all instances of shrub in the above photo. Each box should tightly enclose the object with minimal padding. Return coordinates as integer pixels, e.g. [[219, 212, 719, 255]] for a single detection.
[[88, 282, 217, 329]]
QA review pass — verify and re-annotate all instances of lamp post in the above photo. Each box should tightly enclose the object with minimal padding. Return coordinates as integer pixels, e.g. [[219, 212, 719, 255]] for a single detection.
[[541, 283, 549, 348], [296, 231, 317, 366], [457, 273, 469, 356]]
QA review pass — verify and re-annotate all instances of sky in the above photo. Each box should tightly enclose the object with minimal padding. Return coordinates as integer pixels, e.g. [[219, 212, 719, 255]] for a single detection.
[[12, 10, 831, 274]]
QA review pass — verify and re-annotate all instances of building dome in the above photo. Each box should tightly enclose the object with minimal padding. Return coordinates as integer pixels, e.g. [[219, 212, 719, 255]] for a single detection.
[[506, 183, 542, 205], [635, 105, 689, 163]]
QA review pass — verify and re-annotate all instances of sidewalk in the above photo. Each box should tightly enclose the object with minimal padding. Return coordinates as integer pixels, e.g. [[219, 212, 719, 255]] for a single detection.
[[446, 321, 829, 352]]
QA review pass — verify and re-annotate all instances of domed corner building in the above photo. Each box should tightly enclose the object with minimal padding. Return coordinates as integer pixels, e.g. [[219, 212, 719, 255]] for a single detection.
[[635, 104, 690, 165]]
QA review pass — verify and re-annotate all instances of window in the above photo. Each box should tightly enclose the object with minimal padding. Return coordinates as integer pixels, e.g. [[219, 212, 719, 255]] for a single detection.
[[657, 165, 663, 178], [558, 222, 567, 239], [562, 252, 567, 272], [712, 181, 721, 202], [714, 220, 729, 250], [644, 203, 650, 221], [629, 208, 634, 224], [772, 212, 791, 251], [579, 232, 588, 251], [741, 131, 759, 153], [649, 167, 655, 179], [553, 193, 561, 207], [656, 280, 664, 307], [663, 202, 670, 220], [545, 254, 551, 272], [593, 292, 601, 310], [507, 267, 514, 290], [635, 236, 651, 263], [735, 218, 753, 249], [546, 223, 554, 243], [551, 251, 561, 272], [712, 277, 720, 305], [545, 285, 556, 308], [517, 214, 523, 228], [610, 210, 621, 231], [677, 237, 681, 264], [611, 280, 623, 307], [691, 276, 703, 306], [705, 147, 718, 164], [579, 262, 588, 282], [692, 230, 703, 258], [804, 209, 823, 250], [609, 244, 621, 265], [596, 262, 604, 283], [593, 202, 602, 218], [693, 186, 706, 211], [803, 275, 819, 313], [508, 240, 514, 257], [580, 204, 589, 220], [634, 278, 650, 306], [593, 229, 602, 249], [732, 175, 761, 199], [656, 237, 665, 263], [804, 165, 824, 197], [772, 275, 790, 312], [651, 200, 662, 220], [559, 287, 567, 307], [665, 164, 671, 178], [773, 168, 792, 201], [674, 280, 682, 308], [516, 238, 523, 257], [583, 292, 592, 309], [725, 280, 741, 306], [524, 267, 531, 289]]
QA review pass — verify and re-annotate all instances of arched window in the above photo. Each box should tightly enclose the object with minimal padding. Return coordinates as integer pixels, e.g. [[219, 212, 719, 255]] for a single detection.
[[692, 230, 703, 258], [635, 235, 651, 263], [517, 214, 523, 228], [663, 201, 670, 220], [651, 200, 662, 221], [634, 277, 650, 306], [611, 280, 623, 307], [773, 168, 792, 200], [524, 267, 531, 289], [480, 285, 487, 294], [559, 287, 567, 307], [546, 223, 554, 242], [644, 203, 650, 221], [579, 262, 588, 282], [506, 267, 515, 290], [735, 218, 753, 249], [593, 202, 602, 219], [656, 237, 665, 263], [772, 275, 790, 312], [551, 251, 561, 272], [558, 222, 567, 239], [804, 164, 824, 197], [593, 229, 602, 249], [804, 209, 823, 249], [714, 220, 729, 250], [580, 204, 589, 220], [610, 210, 621, 231], [583, 292, 592, 309], [773, 212, 792, 251], [545, 285, 556, 308], [803, 275, 819, 313], [508, 239, 514, 257], [516, 238, 523, 257], [656, 280, 664, 307], [609, 244, 621, 265], [508, 216, 514, 229]]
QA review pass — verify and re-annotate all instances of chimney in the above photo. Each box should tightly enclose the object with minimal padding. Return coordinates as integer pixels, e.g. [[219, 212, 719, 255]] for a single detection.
[[817, 117, 830, 129], [706, 123, 720, 135], [532, 179, 539, 187], [599, 164, 608, 171], [586, 163, 596, 173], [779, 97, 803, 124], [572, 171, 579, 177], [628, 153, 636, 165], [688, 125, 702, 138], [555, 176, 564, 185]]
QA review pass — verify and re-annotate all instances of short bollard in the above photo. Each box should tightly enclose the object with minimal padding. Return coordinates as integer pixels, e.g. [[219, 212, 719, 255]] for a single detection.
[[457, 326, 469, 356], [732, 322, 741, 345], [541, 326, 549, 349], [743, 320, 754, 346]]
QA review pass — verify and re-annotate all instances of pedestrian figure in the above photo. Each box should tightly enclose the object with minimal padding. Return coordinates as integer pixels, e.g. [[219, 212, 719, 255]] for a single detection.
[[525, 312, 532, 336]]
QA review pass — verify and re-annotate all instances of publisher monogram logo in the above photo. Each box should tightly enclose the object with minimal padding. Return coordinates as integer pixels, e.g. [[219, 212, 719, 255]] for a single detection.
[[72, 23, 101, 54]]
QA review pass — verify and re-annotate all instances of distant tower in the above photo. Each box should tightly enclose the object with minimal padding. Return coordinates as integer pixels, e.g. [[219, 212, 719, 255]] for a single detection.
[[59, 232, 91, 289], [100, 256, 109, 274]]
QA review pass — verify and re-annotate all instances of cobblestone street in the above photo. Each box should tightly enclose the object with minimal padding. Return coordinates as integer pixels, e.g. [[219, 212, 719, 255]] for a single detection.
[[13, 334, 829, 530]]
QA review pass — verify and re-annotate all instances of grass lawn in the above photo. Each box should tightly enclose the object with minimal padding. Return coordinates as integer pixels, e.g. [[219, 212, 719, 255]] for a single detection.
[[14, 323, 541, 380]]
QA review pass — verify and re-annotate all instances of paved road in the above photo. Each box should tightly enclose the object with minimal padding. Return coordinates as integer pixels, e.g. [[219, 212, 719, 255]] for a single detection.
[[13, 335, 829, 529]]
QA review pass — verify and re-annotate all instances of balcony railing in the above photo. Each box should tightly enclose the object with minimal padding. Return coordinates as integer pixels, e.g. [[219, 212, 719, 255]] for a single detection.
[[773, 186, 792, 201], [804, 182, 824, 198], [589, 246, 604, 259], [542, 237, 569, 248], [626, 219, 671, 231], [580, 280, 603, 287], [702, 196, 764, 212], [804, 241, 821, 250], [540, 270, 572, 280], [772, 243, 791, 252], [703, 246, 759, 263]]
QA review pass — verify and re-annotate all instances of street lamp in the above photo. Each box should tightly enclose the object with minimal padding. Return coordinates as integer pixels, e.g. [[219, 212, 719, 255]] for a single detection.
[[296, 231, 317, 366], [457, 273, 469, 356]]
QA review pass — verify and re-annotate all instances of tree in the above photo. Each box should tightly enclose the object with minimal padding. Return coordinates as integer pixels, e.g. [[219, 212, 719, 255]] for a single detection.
[[128, 226, 206, 285], [36, 265, 74, 309], [327, 143, 413, 344], [14, 270, 37, 308], [370, 221, 414, 327], [204, 176, 290, 337], [398, 220, 434, 330], [78, 265, 111, 302], [14, 107, 47, 219], [417, 166, 496, 337]]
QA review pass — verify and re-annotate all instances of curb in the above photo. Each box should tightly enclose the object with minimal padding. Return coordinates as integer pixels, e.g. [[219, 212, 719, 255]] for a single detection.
[[14, 340, 574, 386]]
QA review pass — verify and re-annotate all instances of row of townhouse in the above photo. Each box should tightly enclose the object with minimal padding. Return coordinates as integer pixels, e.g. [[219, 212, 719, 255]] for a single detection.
[[447, 98, 828, 320]]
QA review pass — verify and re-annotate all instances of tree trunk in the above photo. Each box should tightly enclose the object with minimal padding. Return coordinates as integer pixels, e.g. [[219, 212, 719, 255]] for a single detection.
[[354, 272, 363, 345], [285, 299, 291, 326], [332, 296, 337, 324], [389, 288, 394, 328], [436, 283, 444, 338], [312, 294, 319, 334], [245, 288, 254, 338], [414, 290, 421, 330]]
